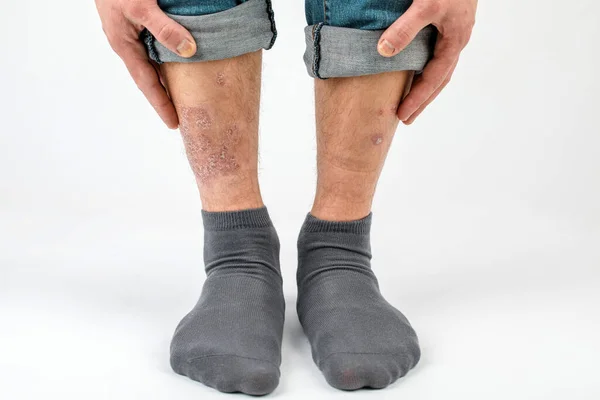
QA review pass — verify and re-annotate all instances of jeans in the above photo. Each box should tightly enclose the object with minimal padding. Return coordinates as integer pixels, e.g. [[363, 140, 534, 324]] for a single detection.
[[144, 0, 436, 78]]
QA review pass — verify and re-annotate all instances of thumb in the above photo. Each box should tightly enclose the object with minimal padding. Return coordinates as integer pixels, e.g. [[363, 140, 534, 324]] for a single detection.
[[378, 5, 431, 57], [141, 6, 197, 58]]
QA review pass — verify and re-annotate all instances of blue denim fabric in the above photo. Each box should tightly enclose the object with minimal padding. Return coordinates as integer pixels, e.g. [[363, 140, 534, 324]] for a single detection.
[[303, 0, 435, 78], [145, 0, 435, 78], [305, 0, 412, 30], [160, 0, 412, 29], [145, 0, 276, 63], [158, 0, 248, 16]]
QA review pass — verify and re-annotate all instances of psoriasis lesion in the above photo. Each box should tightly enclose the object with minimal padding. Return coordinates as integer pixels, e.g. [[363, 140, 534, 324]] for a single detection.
[[216, 72, 226, 87], [193, 143, 240, 183], [178, 106, 241, 183], [180, 106, 212, 132], [371, 135, 384, 145]]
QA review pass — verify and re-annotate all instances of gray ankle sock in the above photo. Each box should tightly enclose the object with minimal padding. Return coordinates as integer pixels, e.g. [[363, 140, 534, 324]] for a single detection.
[[296, 213, 420, 390], [170, 207, 285, 395]]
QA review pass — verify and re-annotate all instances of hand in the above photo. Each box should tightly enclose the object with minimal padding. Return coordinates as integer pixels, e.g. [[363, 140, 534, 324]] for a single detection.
[[95, 0, 197, 129], [377, 0, 477, 124]]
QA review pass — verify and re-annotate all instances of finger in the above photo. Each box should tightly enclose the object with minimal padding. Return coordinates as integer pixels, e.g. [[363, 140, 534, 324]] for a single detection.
[[378, 3, 437, 57], [150, 59, 168, 89], [397, 38, 459, 121], [119, 40, 179, 129], [128, 4, 197, 58], [403, 59, 458, 125]]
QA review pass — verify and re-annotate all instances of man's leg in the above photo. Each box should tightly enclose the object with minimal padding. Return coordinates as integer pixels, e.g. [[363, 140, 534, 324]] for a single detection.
[[311, 72, 412, 221], [160, 51, 284, 396], [296, 71, 421, 390], [161, 52, 263, 211], [298, 0, 434, 390]]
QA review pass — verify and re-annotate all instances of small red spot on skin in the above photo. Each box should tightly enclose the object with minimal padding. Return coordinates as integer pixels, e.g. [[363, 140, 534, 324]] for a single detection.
[[225, 124, 241, 145], [371, 135, 384, 145], [377, 106, 398, 117]]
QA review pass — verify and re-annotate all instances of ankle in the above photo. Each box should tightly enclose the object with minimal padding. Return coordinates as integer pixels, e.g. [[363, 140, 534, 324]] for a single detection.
[[200, 180, 264, 212], [310, 200, 372, 221], [202, 198, 264, 212], [312, 176, 375, 221]]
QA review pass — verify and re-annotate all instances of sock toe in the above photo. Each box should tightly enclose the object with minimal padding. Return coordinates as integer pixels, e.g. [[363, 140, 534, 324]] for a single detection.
[[319, 352, 414, 390], [182, 355, 279, 395]]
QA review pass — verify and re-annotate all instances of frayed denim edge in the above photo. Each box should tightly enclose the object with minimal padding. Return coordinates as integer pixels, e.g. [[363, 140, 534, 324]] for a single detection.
[[265, 0, 277, 49], [312, 23, 325, 80], [141, 29, 162, 64]]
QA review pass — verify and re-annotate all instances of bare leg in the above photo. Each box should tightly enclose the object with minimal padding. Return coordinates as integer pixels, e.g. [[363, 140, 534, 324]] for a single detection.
[[161, 51, 263, 212], [312, 71, 412, 220], [160, 52, 284, 396], [296, 72, 421, 391]]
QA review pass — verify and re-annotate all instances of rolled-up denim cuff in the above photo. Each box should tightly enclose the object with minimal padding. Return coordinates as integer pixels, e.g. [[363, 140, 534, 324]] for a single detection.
[[304, 24, 436, 79], [144, 0, 276, 64]]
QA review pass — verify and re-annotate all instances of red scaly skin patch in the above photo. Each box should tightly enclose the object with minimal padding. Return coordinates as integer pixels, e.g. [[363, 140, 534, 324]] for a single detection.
[[178, 106, 241, 183]]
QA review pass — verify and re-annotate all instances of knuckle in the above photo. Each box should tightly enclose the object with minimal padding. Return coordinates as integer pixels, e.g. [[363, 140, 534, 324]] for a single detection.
[[460, 36, 469, 49], [131, 66, 148, 85], [454, 30, 470, 50], [462, 28, 473, 45], [152, 94, 170, 110], [423, 0, 443, 17], [105, 31, 120, 47], [148, 81, 162, 93], [136, 79, 153, 96], [133, 70, 162, 98], [107, 36, 125, 53], [413, 4, 431, 20], [109, 40, 123, 53], [127, 1, 151, 22], [468, 14, 477, 29], [394, 27, 413, 44], [156, 23, 175, 43], [102, 22, 119, 43], [445, 37, 463, 54]]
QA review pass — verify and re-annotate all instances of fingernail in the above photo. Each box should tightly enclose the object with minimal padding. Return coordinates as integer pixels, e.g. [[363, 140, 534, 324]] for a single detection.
[[176, 39, 195, 58], [378, 39, 396, 57]]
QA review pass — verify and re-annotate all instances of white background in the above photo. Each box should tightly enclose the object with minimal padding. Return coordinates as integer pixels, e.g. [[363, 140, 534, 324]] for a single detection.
[[1, 0, 599, 399]]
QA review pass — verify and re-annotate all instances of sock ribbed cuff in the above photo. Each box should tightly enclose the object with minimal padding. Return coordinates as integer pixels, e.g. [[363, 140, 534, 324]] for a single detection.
[[201, 207, 273, 231], [300, 213, 372, 235]]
